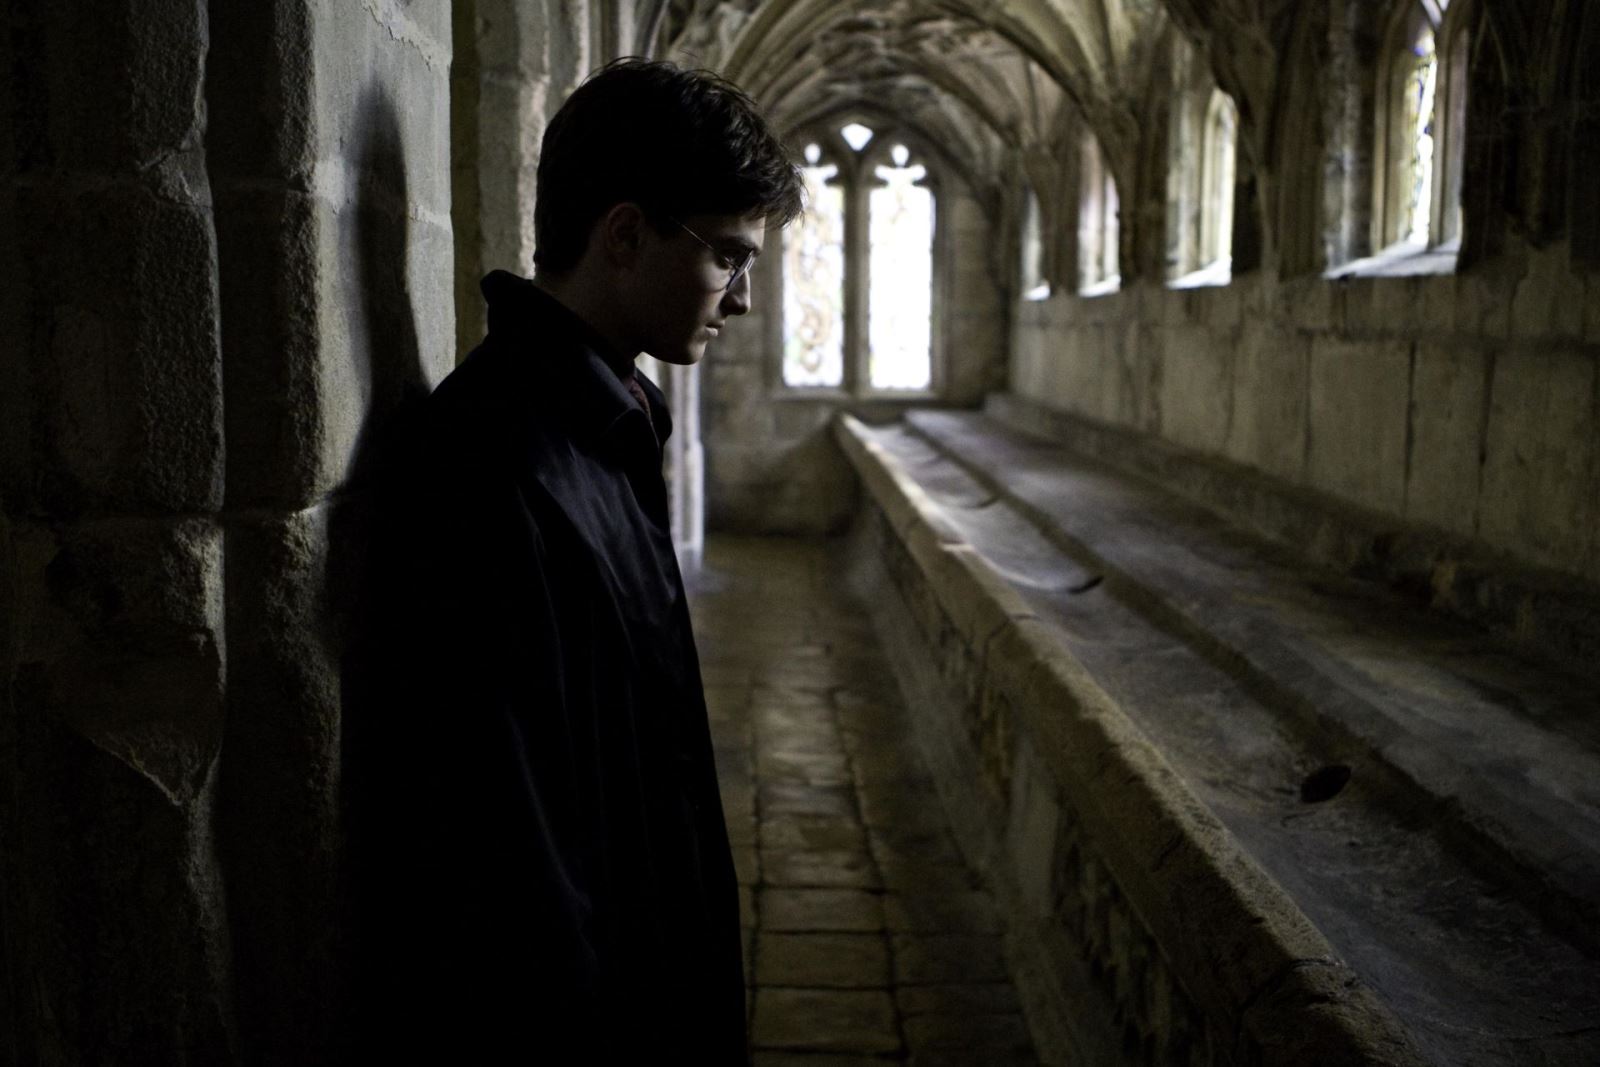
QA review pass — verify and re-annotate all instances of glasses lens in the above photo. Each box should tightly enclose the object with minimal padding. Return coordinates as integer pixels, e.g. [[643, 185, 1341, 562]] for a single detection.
[[727, 251, 755, 290]]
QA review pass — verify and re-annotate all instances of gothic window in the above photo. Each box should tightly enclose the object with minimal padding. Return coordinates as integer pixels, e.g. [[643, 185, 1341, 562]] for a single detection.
[[1375, 0, 1468, 251], [868, 145, 933, 390], [782, 144, 846, 387], [780, 123, 938, 394], [1199, 90, 1238, 272], [1020, 186, 1050, 300], [1165, 34, 1237, 286], [1078, 132, 1120, 295]]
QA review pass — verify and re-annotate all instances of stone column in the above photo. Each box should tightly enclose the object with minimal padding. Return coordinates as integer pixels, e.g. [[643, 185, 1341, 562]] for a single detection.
[[207, 1, 455, 1062], [0, 2, 233, 1062], [453, 0, 553, 357]]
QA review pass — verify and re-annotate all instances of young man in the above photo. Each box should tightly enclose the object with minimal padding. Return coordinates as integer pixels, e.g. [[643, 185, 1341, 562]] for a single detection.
[[352, 60, 802, 1062]]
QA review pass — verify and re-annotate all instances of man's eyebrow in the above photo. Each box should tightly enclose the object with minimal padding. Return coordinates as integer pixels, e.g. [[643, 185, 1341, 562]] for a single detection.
[[722, 236, 761, 256]]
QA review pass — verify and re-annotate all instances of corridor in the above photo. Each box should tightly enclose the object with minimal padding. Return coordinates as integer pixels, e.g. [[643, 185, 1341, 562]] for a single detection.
[[689, 538, 1041, 1066]]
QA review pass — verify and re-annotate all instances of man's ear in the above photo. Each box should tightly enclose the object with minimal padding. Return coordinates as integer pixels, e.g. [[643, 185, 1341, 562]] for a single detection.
[[598, 202, 648, 267]]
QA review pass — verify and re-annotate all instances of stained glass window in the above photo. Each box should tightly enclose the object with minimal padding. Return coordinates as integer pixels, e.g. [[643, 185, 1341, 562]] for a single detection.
[[1402, 27, 1438, 244], [868, 146, 933, 391], [782, 151, 845, 387]]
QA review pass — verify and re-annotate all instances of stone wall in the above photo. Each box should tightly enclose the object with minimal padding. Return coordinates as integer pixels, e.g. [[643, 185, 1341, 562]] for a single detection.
[[0, 1, 454, 1061], [1010, 252, 1600, 583], [705, 188, 1006, 534]]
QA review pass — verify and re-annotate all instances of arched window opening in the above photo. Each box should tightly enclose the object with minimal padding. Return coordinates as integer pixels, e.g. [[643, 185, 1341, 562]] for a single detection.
[[1165, 33, 1236, 287], [782, 142, 845, 388], [779, 122, 941, 396], [1079, 133, 1120, 295], [1200, 90, 1238, 272], [868, 144, 933, 390], [1375, 0, 1466, 253], [1020, 186, 1051, 300]]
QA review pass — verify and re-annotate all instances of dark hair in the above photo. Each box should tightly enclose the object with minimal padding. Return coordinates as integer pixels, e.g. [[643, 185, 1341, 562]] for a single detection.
[[533, 58, 804, 274]]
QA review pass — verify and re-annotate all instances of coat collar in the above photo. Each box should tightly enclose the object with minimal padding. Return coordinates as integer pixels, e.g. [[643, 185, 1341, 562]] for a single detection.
[[480, 270, 671, 451]]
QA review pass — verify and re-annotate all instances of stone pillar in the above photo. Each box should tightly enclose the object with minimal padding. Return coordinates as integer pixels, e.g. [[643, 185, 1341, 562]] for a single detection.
[[207, 1, 454, 1062], [0, 2, 233, 1062], [453, 0, 552, 358], [2, 0, 456, 1062]]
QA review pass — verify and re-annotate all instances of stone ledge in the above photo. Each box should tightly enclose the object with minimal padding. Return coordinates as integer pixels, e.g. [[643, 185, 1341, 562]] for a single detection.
[[986, 391, 1600, 681], [833, 413, 1429, 1067]]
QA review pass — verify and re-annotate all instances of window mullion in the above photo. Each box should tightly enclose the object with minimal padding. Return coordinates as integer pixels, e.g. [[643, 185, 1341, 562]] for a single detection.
[[844, 166, 871, 395]]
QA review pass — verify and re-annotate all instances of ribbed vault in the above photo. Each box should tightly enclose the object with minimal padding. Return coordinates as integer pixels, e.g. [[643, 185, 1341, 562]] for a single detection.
[[647, 0, 1176, 219]]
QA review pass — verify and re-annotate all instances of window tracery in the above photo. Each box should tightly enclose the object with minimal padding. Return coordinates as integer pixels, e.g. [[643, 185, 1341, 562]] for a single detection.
[[779, 122, 938, 394], [1374, 0, 1468, 252], [782, 143, 846, 388], [1165, 34, 1237, 287]]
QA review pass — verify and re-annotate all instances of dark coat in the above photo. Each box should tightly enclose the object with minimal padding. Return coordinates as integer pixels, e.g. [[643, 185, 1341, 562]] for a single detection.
[[349, 272, 745, 1063]]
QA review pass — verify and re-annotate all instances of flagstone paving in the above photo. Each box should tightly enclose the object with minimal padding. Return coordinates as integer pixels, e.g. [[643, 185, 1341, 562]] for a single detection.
[[689, 537, 1041, 1066]]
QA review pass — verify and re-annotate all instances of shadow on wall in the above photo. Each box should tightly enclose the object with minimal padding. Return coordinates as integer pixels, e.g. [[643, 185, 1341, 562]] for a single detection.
[[327, 79, 435, 1047], [219, 81, 433, 1066]]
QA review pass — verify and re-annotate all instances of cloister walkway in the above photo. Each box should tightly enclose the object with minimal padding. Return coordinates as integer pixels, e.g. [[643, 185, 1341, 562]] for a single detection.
[[689, 537, 1043, 1066]]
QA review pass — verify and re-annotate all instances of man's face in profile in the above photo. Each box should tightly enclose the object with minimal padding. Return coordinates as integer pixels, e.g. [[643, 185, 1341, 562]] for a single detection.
[[630, 212, 766, 366]]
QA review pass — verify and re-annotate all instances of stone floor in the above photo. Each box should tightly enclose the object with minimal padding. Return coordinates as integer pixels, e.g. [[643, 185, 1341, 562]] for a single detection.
[[688, 537, 1041, 1067]]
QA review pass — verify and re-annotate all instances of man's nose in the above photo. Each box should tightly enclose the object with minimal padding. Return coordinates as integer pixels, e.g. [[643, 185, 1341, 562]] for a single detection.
[[720, 269, 752, 317]]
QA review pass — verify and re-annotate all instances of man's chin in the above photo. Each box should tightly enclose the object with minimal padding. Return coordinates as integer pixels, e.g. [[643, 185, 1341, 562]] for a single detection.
[[648, 345, 707, 367]]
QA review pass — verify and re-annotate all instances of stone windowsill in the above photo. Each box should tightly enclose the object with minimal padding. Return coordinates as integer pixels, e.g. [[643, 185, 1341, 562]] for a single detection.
[[1325, 238, 1459, 280]]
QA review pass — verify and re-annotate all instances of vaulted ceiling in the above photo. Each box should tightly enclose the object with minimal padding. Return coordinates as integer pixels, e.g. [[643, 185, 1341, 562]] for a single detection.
[[649, 0, 1178, 198]]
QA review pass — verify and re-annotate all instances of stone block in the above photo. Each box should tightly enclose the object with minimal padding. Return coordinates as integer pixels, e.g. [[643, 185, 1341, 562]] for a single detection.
[[205, 0, 316, 184], [1305, 338, 1411, 514], [9, 2, 207, 173], [12, 516, 225, 802], [761, 849, 881, 889], [218, 505, 346, 1061], [1282, 277, 1336, 332], [751, 989, 900, 1054], [10, 183, 223, 515], [903, 1012, 1034, 1061], [1404, 343, 1489, 537], [1157, 327, 1232, 455], [896, 983, 1022, 1017], [755, 932, 891, 988], [5, 697, 231, 1065], [1005, 733, 1061, 921], [1201, 281, 1243, 331], [891, 933, 1010, 984], [1224, 323, 1308, 481], [1418, 274, 1456, 336], [1511, 248, 1586, 341], [760, 888, 885, 932], [1457, 272, 1512, 339], [1478, 348, 1598, 574]]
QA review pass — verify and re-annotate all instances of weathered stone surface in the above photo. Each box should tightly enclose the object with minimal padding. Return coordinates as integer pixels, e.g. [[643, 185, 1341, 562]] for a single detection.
[[1405, 342, 1488, 536], [892, 933, 1011, 984], [761, 849, 882, 890], [217, 506, 344, 1063], [761, 887, 886, 932], [751, 989, 900, 1054], [756, 932, 892, 988], [1225, 324, 1309, 482], [1478, 348, 1598, 572], [1306, 337, 1410, 514], [896, 982, 1022, 1017]]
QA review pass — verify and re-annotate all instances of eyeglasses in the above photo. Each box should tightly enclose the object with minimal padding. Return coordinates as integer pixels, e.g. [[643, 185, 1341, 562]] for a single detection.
[[671, 217, 756, 292]]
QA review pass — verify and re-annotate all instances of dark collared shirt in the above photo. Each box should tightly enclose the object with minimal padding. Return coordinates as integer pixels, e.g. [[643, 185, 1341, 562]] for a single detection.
[[355, 271, 745, 1063]]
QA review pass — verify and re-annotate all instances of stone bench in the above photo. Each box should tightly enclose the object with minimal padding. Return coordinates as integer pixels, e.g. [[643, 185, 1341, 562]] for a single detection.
[[833, 406, 1600, 1067]]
